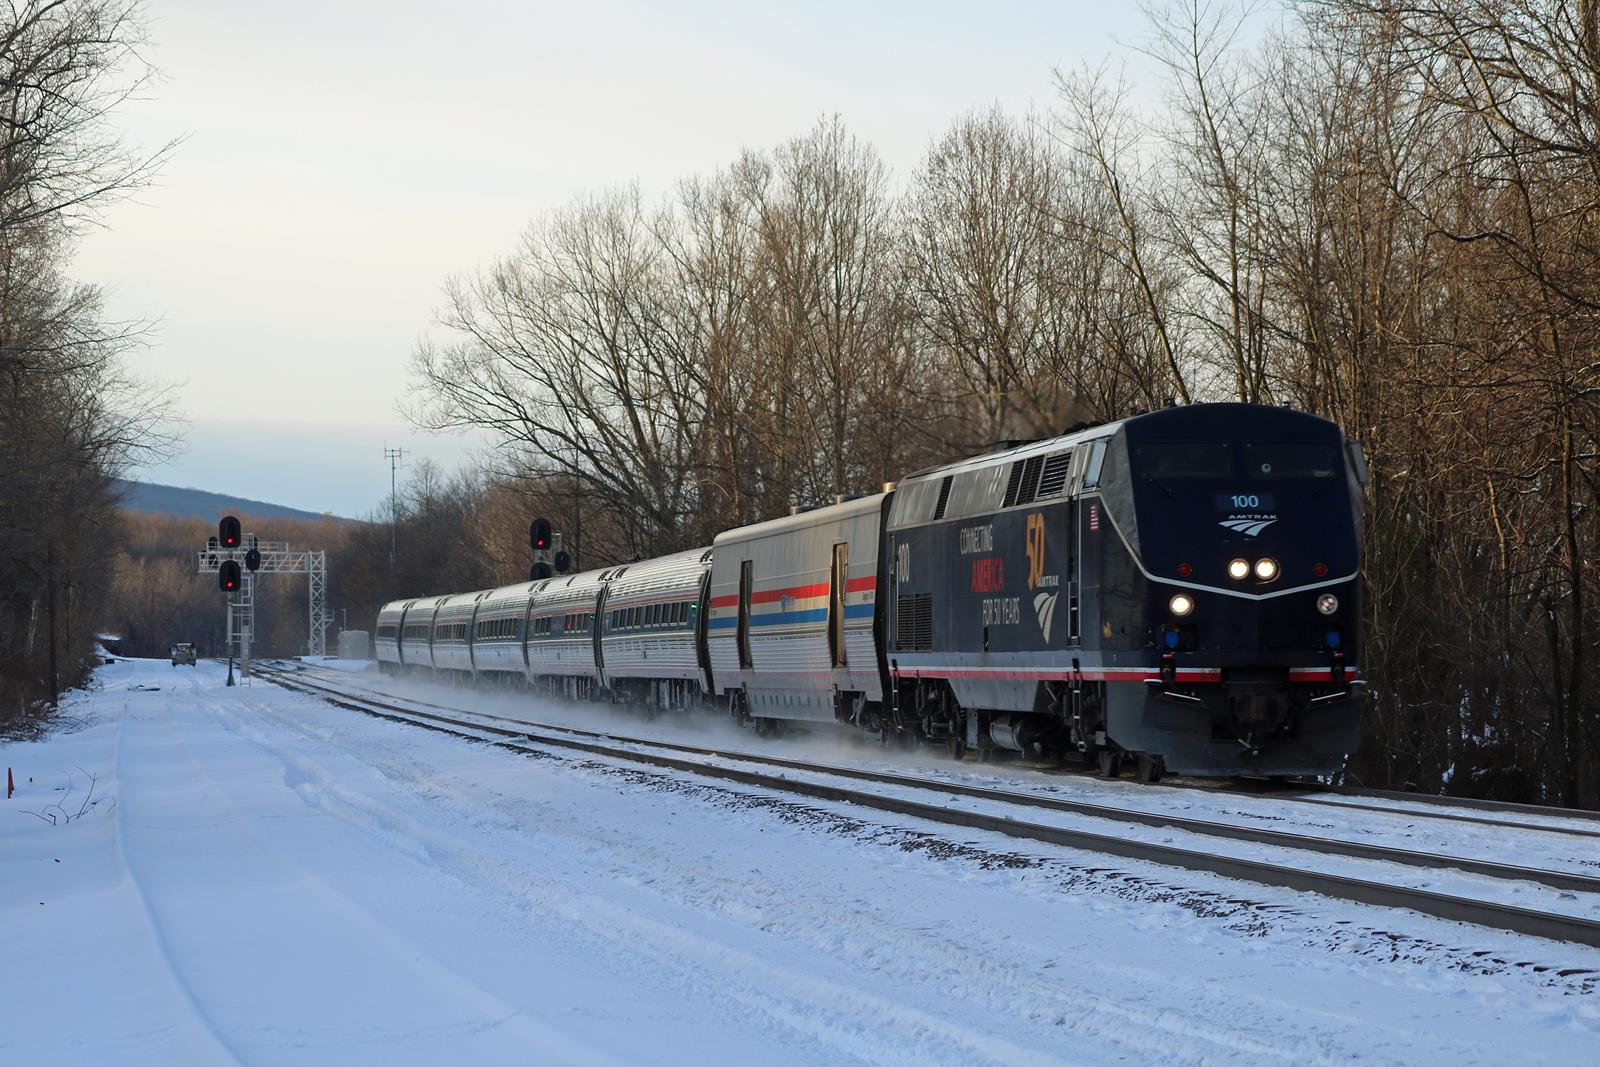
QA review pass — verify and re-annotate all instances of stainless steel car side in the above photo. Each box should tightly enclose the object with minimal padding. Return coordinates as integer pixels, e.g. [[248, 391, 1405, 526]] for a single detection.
[[707, 494, 887, 725], [523, 569, 608, 699], [597, 548, 713, 703], [471, 582, 538, 677]]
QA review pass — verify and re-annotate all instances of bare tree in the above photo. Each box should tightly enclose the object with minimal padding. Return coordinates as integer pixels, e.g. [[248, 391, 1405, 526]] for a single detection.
[[0, 1, 172, 714], [409, 188, 707, 560], [1053, 64, 1195, 406]]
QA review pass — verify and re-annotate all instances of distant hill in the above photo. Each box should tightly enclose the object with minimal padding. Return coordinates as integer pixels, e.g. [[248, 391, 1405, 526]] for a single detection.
[[113, 479, 356, 523]]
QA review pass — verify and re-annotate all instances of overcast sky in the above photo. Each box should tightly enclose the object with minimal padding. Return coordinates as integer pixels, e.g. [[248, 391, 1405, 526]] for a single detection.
[[81, 0, 1158, 516]]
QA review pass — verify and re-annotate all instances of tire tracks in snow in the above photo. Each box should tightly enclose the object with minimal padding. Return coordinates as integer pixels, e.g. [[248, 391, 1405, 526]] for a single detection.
[[110, 698, 251, 1065], [116, 692, 618, 1065]]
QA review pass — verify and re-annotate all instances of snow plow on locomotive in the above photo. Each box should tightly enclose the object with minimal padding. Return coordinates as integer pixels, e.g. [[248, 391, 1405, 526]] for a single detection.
[[375, 403, 1366, 781]]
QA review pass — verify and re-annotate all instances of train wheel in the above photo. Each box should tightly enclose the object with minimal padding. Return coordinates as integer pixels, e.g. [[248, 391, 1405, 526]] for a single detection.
[[1135, 753, 1165, 784], [1097, 750, 1123, 778], [946, 736, 967, 761]]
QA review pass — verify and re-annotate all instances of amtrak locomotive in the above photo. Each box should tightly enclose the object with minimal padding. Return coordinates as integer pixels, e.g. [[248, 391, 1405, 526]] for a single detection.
[[377, 403, 1367, 780]]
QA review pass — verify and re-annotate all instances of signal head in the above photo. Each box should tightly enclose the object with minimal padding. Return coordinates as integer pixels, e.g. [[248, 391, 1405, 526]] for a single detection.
[[219, 559, 242, 592], [530, 517, 553, 551], [244, 548, 262, 572], [553, 549, 571, 573], [530, 560, 553, 581], [219, 515, 241, 548]]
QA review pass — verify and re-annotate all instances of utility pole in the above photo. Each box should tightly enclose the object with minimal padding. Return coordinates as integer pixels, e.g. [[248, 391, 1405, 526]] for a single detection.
[[383, 445, 406, 571]]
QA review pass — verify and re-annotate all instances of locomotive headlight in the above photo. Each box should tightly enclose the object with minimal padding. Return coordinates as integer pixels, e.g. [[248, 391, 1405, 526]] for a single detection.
[[1168, 593, 1195, 617], [1317, 593, 1339, 615], [1228, 558, 1250, 580], [1254, 557, 1279, 581]]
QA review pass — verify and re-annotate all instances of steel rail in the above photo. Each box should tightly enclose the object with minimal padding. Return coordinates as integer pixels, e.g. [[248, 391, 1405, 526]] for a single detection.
[[1327, 784, 1600, 822], [259, 668, 1600, 950], [1284, 785, 1600, 826]]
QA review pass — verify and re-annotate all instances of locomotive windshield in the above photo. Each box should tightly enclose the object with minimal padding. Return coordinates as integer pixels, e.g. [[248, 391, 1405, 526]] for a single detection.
[[1133, 441, 1232, 479], [1239, 442, 1341, 479], [1134, 440, 1341, 481]]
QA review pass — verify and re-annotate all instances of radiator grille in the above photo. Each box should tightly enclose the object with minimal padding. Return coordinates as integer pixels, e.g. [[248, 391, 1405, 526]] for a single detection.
[[896, 593, 933, 651]]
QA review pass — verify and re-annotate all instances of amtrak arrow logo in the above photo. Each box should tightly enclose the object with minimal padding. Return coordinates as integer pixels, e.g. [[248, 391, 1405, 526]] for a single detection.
[[1219, 517, 1277, 537], [1034, 592, 1058, 642]]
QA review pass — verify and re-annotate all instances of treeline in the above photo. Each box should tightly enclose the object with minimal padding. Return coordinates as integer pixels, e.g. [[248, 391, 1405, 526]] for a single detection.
[[410, 2, 1599, 806], [0, 2, 170, 723], [107, 512, 345, 660], [106, 463, 558, 661]]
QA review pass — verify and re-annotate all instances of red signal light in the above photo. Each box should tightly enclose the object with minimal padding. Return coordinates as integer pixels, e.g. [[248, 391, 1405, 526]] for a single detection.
[[219, 515, 241, 549], [219, 560, 242, 591], [1177, 562, 1193, 578], [1313, 562, 1328, 577]]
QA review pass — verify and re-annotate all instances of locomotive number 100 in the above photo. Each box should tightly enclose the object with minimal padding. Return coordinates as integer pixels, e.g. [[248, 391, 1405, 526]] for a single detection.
[[1216, 491, 1275, 510]]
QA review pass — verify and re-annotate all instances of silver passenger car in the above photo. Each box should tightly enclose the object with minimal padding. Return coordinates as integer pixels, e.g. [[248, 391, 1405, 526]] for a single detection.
[[375, 598, 412, 672], [431, 590, 488, 676], [472, 582, 537, 678], [524, 569, 607, 696], [598, 548, 713, 701], [400, 595, 450, 672], [708, 494, 887, 723]]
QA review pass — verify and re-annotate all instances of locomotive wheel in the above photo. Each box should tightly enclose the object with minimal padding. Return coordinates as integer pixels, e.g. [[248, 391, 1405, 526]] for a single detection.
[[946, 736, 967, 761], [1097, 750, 1123, 778], [1135, 753, 1165, 784]]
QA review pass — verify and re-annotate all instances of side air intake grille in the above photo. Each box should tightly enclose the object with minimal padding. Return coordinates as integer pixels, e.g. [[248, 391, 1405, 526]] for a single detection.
[[896, 593, 933, 651], [1005, 455, 1046, 508], [932, 476, 953, 520], [1001, 463, 1026, 508], [1037, 451, 1073, 498]]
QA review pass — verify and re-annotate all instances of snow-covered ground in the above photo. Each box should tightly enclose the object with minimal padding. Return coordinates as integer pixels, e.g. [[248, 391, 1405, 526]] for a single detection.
[[3, 658, 1597, 1065]]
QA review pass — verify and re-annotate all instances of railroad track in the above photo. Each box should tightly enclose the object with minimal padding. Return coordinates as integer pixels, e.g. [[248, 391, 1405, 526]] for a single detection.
[[1260, 782, 1600, 838], [1310, 782, 1600, 823], [270, 662, 1600, 839], [258, 665, 1600, 952]]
